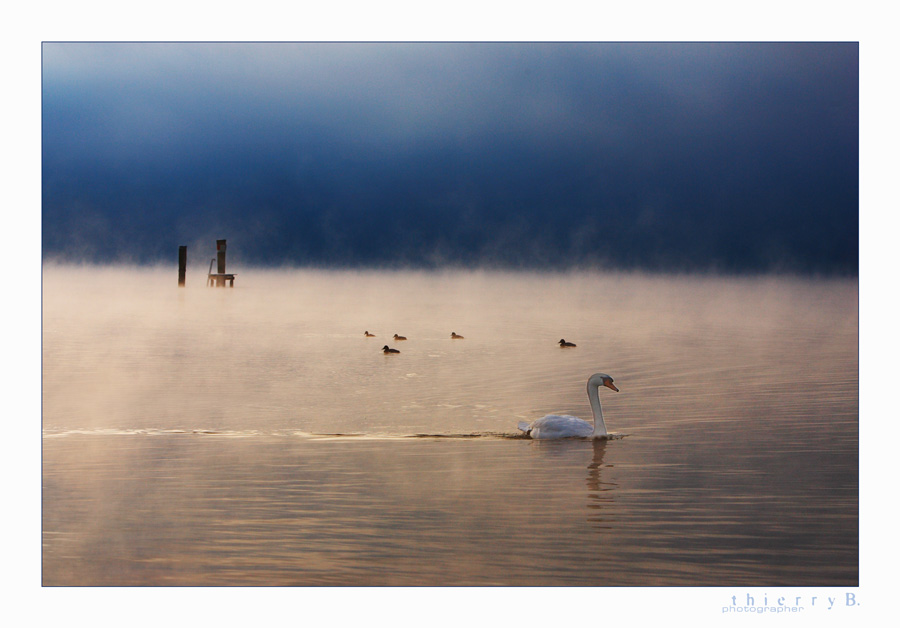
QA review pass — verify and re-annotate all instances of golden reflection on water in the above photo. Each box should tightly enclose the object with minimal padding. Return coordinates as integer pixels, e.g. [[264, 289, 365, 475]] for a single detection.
[[42, 266, 858, 586]]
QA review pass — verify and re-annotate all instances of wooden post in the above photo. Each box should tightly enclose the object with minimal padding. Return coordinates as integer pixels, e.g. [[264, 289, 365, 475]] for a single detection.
[[216, 239, 227, 287], [178, 246, 187, 287]]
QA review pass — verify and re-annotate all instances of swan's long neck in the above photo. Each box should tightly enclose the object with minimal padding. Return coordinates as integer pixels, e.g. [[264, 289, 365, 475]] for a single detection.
[[587, 380, 608, 438]]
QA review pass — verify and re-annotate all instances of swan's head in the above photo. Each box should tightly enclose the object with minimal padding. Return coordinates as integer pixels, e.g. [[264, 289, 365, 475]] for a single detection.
[[589, 372, 619, 392]]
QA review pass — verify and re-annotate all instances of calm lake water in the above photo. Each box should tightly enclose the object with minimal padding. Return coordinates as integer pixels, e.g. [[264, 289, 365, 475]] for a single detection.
[[41, 265, 858, 586]]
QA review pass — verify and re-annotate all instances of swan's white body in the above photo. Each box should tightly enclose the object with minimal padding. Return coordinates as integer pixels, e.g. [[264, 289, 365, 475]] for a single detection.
[[517, 372, 619, 439]]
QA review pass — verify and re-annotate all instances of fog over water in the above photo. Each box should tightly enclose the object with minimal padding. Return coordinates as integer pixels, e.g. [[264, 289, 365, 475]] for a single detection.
[[42, 265, 858, 586]]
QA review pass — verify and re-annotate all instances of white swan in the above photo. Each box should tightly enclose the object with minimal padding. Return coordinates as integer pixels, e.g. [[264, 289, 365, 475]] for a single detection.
[[517, 372, 619, 439]]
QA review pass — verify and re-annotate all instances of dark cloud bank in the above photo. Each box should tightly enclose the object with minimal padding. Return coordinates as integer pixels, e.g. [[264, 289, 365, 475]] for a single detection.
[[42, 42, 858, 274]]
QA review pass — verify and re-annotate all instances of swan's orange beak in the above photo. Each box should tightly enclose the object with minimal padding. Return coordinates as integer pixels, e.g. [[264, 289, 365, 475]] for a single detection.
[[604, 380, 619, 392]]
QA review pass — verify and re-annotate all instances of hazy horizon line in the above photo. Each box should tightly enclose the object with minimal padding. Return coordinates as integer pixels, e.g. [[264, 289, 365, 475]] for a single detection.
[[39, 256, 860, 280]]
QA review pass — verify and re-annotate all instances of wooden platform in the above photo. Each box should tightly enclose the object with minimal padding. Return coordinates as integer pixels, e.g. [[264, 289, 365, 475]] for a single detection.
[[207, 273, 236, 287]]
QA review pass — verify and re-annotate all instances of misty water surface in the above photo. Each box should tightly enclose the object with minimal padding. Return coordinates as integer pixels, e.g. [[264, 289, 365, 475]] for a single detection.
[[42, 266, 858, 585]]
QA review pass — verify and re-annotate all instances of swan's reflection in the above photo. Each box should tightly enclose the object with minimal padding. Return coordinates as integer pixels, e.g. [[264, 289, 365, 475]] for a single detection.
[[585, 439, 617, 530], [527, 438, 618, 530]]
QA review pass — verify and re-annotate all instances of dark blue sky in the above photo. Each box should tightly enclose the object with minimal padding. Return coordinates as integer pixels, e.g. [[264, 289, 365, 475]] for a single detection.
[[42, 42, 858, 273]]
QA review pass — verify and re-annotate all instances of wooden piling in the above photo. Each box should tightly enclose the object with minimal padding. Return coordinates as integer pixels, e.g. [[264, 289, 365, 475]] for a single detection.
[[216, 240, 227, 287], [178, 246, 187, 287], [206, 239, 236, 287]]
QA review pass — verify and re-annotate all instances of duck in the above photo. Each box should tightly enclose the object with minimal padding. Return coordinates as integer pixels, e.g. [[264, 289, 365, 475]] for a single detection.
[[382, 345, 400, 354], [559, 339, 577, 347], [450, 332, 465, 339], [393, 334, 407, 341], [364, 331, 375, 337]]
